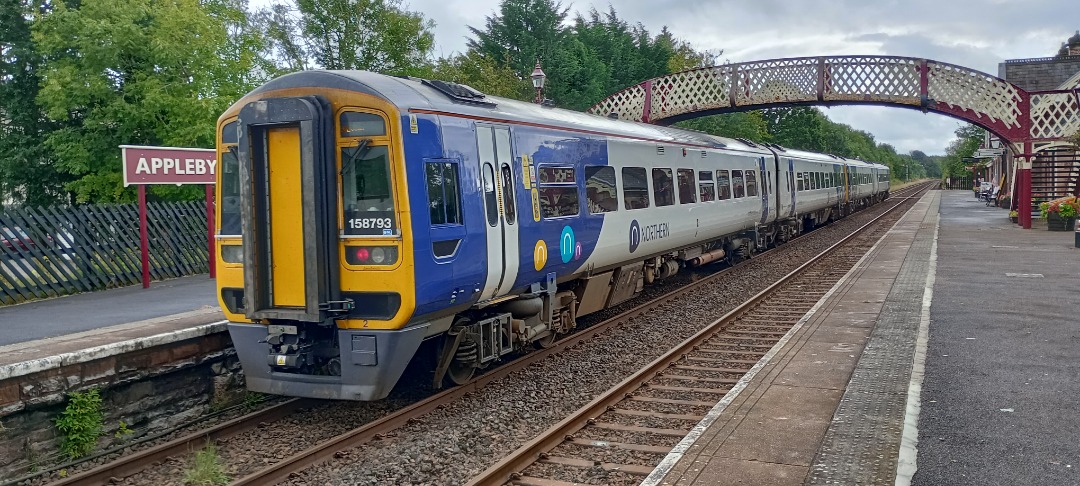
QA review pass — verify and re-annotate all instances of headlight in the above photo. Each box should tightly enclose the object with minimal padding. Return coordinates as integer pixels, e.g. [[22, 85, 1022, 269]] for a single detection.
[[346, 246, 398, 266], [221, 245, 243, 263]]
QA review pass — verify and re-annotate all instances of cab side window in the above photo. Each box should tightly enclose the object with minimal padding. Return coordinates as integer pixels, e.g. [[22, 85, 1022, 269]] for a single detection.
[[425, 161, 462, 225]]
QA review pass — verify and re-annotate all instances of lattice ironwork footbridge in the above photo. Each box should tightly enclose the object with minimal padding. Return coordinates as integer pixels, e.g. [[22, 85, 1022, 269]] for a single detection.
[[589, 56, 1080, 228]]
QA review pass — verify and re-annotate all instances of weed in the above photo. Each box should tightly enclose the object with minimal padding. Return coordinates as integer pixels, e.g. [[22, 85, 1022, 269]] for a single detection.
[[242, 392, 265, 408], [54, 388, 104, 460], [114, 420, 134, 440], [184, 442, 229, 485]]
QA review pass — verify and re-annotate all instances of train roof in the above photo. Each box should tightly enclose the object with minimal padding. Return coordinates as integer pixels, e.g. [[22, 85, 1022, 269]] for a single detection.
[[242, 70, 774, 156]]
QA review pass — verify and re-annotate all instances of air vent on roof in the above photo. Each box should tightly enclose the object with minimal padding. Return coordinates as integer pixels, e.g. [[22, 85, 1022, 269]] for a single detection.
[[421, 79, 496, 107], [701, 150, 708, 158], [735, 137, 758, 148], [657, 146, 665, 155]]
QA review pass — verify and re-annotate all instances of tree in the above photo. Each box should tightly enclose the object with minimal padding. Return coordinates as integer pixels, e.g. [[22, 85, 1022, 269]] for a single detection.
[[429, 51, 532, 100], [33, 0, 272, 203], [940, 124, 985, 179], [675, 112, 769, 141], [260, 0, 434, 75], [0, 0, 70, 207], [466, 0, 568, 80]]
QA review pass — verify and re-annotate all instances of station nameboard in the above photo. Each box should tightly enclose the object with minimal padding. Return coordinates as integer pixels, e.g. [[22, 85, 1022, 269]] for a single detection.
[[121, 145, 217, 186]]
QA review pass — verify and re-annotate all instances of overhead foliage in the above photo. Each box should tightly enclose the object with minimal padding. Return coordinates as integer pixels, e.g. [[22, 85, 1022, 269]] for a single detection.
[[259, 0, 434, 75], [32, 0, 274, 203], [940, 124, 986, 179], [0, 0, 70, 208], [0, 0, 943, 206]]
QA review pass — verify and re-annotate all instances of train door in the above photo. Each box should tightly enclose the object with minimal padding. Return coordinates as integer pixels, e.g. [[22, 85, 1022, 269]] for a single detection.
[[237, 96, 339, 323], [477, 125, 520, 300], [757, 157, 771, 224]]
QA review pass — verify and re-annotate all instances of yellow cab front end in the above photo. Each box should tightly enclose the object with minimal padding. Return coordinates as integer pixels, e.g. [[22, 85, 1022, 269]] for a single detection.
[[213, 73, 423, 400]]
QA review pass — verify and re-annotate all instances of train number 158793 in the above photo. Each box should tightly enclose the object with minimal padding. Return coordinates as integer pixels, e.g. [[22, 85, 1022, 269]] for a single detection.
[[348, 218, 393, 230]]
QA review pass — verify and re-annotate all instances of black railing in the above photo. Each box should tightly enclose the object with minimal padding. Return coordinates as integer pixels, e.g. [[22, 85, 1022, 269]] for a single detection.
[[0, 201, 209, 305]]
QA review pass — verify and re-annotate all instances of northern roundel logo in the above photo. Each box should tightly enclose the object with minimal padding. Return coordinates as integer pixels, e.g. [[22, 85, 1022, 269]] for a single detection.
[[559, 226, 575, 263], [629, 219, 641, 253]]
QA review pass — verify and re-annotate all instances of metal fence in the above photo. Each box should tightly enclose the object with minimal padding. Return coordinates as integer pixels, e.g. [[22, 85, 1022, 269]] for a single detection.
[[1, 201, 209, 305], [941, 176, 974, 190]]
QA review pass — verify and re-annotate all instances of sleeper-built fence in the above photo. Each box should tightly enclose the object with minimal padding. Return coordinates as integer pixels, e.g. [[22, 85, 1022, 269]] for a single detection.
[[0, 201, 208, 305]]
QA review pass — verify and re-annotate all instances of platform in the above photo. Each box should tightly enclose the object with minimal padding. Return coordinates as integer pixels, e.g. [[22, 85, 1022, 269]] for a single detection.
[[0, 274, 222, 377], [645, 190, 1080, 486]]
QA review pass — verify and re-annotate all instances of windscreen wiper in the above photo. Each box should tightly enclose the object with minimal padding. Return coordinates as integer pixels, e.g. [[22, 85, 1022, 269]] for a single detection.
[[341, 138, 372, 177]]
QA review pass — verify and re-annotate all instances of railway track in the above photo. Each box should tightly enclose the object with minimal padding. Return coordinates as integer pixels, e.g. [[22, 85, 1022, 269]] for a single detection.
[[467, 182, 934, 486], [45, 183, 929, 486]]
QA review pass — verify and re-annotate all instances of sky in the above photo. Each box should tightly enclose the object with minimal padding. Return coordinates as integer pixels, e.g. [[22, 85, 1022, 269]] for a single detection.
[[402, 0, 1079, 155]]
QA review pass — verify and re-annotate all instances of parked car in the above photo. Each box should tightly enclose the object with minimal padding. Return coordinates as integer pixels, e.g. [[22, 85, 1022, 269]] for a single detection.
[[1, 227, 50, 252]]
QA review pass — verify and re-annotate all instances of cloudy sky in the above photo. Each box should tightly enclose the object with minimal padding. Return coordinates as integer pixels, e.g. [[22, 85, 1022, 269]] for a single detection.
[[408, 0, 1078, 155]]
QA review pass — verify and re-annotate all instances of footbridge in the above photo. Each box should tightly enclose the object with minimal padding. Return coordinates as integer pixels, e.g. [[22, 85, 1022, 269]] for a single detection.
[[589, 56, 1080, 228]]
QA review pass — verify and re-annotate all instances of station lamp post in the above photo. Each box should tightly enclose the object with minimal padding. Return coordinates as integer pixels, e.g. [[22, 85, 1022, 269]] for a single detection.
[[531, 61, 546, 104]]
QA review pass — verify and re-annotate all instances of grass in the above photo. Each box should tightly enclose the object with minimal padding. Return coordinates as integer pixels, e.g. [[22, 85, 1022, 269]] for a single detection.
[[184, 442, 229, 486]]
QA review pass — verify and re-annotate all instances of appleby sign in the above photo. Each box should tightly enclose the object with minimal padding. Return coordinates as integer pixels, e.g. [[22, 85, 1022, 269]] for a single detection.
[[121, 145, 217, 185], [120, 145, 217, 288]]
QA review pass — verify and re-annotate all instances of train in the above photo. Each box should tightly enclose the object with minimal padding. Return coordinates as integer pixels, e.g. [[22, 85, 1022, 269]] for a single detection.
[[213, 70, 890, 401]]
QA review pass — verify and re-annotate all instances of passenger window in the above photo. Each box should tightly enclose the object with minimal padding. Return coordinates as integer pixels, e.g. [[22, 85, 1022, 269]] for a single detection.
[[796, 172, 804, 192], [652, 168, 674, 207], [538, 166, 579, 218], [732, 170, 745, 198], [501, 164, 516, 224], [585, 166, 618, 214], [716, 170, 732, 200], [342, 145, 397, 235], [698, 170, 715, 202], [745, 171, 758, 197], [425, 161, 462, 225], [622, 167, 649, 209], [677, 169, 696, 204], [482, 164, 498, 226]]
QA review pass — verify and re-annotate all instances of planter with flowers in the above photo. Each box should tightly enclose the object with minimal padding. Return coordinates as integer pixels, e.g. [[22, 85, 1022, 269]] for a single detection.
[[1009, 210, 1019, 223], [1038, 196, 1079, 231]]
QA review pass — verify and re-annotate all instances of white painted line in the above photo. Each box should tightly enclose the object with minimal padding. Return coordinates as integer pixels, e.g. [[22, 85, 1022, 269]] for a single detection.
[[640, 197, 922, 486], [895, 195, 940, 485]]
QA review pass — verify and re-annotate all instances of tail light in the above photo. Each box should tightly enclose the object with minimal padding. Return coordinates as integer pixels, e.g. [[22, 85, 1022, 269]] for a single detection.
[[346, 246, 398, 265]]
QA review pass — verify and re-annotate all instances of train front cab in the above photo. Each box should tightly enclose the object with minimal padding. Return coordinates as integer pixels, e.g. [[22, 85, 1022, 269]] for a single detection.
[[215, 87, 424, 401]]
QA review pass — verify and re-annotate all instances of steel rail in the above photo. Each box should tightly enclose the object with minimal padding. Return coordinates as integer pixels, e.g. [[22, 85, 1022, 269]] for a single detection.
[[46, 182, 925, 486], [466, 181, 934, 485], [231, 183, 928, 486], [51, 398, 315, 486]]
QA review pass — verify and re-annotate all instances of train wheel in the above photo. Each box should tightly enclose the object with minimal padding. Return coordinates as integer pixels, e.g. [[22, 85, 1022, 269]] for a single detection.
[[534, 330, 557, 349], [446, 338, 479, 385]]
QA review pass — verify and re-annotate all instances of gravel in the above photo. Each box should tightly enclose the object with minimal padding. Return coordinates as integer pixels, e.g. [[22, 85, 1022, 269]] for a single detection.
[[281, 194, 918, 486]]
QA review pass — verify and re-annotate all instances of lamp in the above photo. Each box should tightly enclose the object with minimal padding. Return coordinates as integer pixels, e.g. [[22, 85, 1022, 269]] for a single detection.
[[531, 61, 546, 104]]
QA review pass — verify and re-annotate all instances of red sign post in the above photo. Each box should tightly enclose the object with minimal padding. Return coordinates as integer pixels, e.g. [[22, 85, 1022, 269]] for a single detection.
[[121, 145, 217, 288]]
